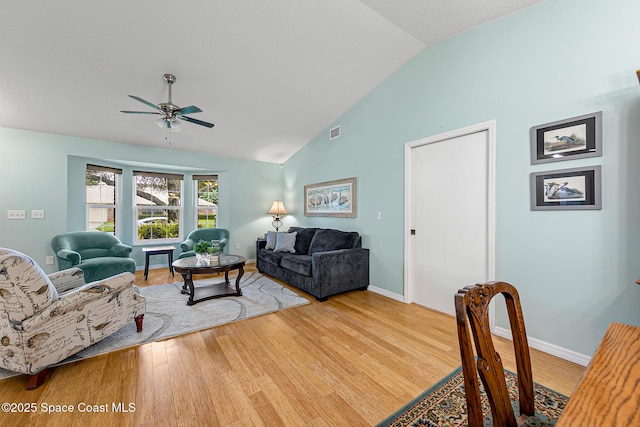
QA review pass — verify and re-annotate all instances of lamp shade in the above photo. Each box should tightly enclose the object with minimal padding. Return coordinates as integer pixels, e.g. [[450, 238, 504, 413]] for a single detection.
[[268, 200, 288, 216]]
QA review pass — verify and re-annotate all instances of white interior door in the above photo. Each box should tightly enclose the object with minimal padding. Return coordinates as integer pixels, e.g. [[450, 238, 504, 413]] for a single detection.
[[407, 127, 493, 316]]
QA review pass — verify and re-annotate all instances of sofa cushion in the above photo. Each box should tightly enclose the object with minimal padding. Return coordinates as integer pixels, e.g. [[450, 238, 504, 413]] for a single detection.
[[308, 229, 360, 254], [79, 257, 136, 283], [257, 249, 287, 267], [288, 227, 319, 255], [274, 232, 297, 252], [280, 255, 313, 277]]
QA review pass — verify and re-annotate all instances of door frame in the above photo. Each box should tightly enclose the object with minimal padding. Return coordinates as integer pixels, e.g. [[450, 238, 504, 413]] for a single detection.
[[404, 120, 497, 306]]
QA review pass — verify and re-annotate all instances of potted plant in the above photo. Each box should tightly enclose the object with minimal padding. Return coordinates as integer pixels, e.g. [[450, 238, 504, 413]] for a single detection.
[[194, 240, 212, 264]]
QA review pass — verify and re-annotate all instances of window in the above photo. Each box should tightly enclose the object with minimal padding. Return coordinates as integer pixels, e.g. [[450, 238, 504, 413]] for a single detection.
[[86, 164, 121, 235], [134, 170, 183, 243], [194, 174, 218, 228]]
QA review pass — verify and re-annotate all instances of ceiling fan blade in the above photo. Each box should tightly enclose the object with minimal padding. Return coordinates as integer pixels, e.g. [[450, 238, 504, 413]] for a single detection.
[[120, 110, 162, 114], [181, 116, 215, 128], [178, 105, 202, 115], [128, 95, 160, 110]]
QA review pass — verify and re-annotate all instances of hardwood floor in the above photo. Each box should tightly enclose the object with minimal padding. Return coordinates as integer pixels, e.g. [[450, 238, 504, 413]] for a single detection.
[[0, 265, 585, 426]]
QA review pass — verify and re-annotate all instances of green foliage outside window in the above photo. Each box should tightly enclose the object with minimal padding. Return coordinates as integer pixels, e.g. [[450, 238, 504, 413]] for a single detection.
[[197, 215, 216, 228], [137, 222, 180, 240], [96, 222, 115, 233], [197, 178, 218, 229]]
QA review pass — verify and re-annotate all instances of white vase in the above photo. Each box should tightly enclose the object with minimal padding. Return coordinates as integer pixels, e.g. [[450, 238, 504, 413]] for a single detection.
[[195, 253, 209, 265]]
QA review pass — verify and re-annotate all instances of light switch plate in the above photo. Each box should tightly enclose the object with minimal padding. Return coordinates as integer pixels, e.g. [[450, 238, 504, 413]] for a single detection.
[[32, 210, 45, 219], [7, 210, 26, 219]]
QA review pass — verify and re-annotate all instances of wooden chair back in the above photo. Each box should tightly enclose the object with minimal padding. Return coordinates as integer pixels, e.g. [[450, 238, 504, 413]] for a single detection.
[[455, 282, 534, 427]]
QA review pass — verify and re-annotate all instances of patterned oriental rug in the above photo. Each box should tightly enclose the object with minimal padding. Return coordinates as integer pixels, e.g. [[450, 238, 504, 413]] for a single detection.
[[0, 272, 309, 380], [377, 366, 567, 427]]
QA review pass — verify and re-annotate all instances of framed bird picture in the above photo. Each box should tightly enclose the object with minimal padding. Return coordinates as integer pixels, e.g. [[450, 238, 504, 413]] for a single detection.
[[530, 111, 602, 164], [530, 165, 602, 210]]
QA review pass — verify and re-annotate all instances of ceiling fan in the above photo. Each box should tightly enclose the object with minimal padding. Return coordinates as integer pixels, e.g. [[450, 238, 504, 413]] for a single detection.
[[121, 74, 214, 131]]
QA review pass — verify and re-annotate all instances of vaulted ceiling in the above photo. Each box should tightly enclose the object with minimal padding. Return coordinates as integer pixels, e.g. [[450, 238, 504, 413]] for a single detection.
[[0, 0, 544, 163]]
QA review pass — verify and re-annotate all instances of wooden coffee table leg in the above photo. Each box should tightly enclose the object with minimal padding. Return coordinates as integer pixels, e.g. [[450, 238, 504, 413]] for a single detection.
[[181, 272, 196, 306], [234, 266, 244, 296], [180, 273, 189, 294]]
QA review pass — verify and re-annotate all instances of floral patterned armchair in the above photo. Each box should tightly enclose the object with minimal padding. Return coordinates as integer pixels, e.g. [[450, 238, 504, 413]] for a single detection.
[[0, 248, 145, 389]]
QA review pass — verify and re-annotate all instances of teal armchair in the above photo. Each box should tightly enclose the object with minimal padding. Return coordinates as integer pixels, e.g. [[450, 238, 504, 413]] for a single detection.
[[179, 228, 229, 259], [50, 231, 136, 282]]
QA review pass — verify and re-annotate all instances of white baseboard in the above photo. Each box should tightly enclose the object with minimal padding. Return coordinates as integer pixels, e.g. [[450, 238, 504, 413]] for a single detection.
[[367, 285, 405, 302], [493, 326, 591, 367]]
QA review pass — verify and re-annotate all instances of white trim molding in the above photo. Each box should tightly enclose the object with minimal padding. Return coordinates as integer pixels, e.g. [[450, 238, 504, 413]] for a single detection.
[[493, 326, 591, 367], [367, 285, 405, 302]]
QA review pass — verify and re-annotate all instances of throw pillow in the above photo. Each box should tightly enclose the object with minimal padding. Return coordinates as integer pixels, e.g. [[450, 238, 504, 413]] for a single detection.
[[274, 232, 297, 253], [265, 231, 279, 250]]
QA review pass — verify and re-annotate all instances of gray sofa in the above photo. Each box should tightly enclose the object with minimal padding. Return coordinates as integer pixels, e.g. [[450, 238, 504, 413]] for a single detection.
[[256, 227, 369, 301]]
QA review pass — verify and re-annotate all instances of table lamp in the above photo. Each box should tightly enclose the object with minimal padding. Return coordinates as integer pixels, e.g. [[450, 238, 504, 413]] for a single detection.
[[268, 200, 288, 231]]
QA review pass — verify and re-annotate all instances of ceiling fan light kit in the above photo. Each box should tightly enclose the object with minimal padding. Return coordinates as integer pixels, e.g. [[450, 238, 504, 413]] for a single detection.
[[156, 116, 181, 132], [121, 73, 214, 133]]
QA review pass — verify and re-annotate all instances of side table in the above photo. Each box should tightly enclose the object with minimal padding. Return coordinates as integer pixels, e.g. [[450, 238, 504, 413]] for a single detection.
[[142, 246, 176, 280]]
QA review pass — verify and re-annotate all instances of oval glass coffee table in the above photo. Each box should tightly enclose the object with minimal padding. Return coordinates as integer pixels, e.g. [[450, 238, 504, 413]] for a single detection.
[[172, 254, 247, 305]]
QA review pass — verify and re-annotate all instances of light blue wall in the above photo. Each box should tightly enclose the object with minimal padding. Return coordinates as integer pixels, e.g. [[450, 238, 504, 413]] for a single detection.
[[1, 0, 638, 359], [0, 128, 282, 271], [284, 0, 640, 357]]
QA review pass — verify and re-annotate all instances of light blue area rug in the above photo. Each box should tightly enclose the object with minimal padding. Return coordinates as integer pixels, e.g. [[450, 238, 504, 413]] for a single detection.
[[0, 272, 309, 380]]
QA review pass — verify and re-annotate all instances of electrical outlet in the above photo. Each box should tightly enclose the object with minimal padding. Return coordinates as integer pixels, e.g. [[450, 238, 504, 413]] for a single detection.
[[235, 242, 240, 250], [46, 256, 54, 265], [7, 210, 26, 220]]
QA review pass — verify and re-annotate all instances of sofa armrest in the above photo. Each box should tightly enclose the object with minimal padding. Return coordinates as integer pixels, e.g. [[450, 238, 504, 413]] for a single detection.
[[180, 238, 195, 252], [110, 243, 133, 257], [48, 267, 85, 294], [256, 239, 267, 250], [56, 249, 81, 266], [19, 272, 136, 333], [311, 248, 370, 295]]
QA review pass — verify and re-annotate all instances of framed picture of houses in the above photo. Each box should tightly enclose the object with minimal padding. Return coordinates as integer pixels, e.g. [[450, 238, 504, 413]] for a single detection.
[[530, 111, 602, 164], [530, 165, 601, 210], [304, 177, 357, 217]]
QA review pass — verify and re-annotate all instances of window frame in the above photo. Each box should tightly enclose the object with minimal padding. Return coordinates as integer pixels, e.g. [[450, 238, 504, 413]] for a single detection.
[[85, 164, 122, 237], [133, 170, 184, 245], [194, 174, 218, 229]]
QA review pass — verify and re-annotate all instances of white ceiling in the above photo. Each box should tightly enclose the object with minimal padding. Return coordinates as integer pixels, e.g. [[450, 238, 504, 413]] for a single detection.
[[0, 0, 544, 164]]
